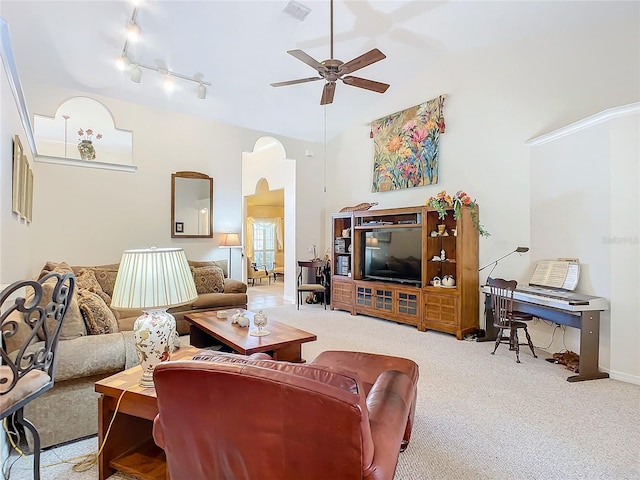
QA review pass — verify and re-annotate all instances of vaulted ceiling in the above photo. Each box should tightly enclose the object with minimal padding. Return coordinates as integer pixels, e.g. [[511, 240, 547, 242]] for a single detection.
[[1, 1, 634, 142]]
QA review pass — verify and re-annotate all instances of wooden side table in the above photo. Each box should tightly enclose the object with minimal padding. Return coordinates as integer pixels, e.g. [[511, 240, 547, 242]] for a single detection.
[[94, 346, 201, 480]]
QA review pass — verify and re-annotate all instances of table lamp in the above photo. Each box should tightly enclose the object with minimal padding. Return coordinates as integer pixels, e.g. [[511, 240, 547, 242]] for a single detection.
[[111, 247, 197, 387], [218, 232, 241, 279]]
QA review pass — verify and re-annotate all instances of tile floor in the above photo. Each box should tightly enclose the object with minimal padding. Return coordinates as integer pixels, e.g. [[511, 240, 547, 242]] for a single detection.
[[246, 279, 288, 310]]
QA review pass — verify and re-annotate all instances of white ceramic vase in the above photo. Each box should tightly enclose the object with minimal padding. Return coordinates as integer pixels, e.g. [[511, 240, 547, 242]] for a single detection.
[[133, 309, 176, 387]]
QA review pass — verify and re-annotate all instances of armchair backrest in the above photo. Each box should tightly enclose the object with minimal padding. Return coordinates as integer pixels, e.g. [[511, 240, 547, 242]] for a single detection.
[[246, 256, 268, 278], [153, 355, 373, 479], [1, 273, 75, 416]]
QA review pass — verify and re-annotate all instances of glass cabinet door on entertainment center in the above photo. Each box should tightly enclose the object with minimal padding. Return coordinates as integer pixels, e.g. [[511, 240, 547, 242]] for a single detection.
[[425, 208, 458, 289], [354, 281, 420, 327]]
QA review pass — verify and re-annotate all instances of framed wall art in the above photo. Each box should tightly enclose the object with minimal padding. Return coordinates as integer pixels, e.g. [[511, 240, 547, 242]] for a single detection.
[[19, 154, 28, 219], [371, 94, 447, 192], [12, 135, 23, 215], [25, 166, 33, 222]]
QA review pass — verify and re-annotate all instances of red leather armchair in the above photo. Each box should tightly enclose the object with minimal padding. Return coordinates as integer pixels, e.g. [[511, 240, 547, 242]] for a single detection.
[[152, 350, 418, 480]]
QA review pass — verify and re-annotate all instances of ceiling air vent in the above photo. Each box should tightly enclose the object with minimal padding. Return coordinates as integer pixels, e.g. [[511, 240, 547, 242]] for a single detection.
[[283, 1, 311, 22]]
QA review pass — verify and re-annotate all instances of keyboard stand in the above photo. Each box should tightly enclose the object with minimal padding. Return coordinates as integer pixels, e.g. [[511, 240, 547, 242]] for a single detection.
[[479, 293, 609, 382]]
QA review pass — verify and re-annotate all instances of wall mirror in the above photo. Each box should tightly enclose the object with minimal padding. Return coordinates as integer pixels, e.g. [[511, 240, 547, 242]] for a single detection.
[[33, 96, 133, 167], [171, 171, 213, 238]]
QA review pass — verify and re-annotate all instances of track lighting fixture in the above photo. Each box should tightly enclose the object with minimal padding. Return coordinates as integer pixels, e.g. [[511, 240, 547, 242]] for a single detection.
[[116, 55, 130, 71], [126, 21, 141, 42], [130, 64, 142, 83], [197, 83, 206, 100], [163, 75, 175, 92], [116, 5, 211, 99]]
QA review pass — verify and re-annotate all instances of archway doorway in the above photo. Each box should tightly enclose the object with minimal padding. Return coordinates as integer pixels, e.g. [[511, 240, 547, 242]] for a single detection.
[[241, 137, 296, 302]]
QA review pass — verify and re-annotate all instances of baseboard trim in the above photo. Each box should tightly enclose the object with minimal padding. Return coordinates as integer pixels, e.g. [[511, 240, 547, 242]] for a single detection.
[[605, 368, 640, 385]]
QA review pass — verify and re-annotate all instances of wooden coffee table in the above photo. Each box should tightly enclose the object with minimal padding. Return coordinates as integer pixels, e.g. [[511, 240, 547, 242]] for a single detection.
[[94, 346, 201, 480], [186, 310, 317, 363]]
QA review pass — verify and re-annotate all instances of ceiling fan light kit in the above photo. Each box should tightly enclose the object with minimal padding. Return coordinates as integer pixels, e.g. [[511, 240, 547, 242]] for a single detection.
[[272, 0, 389, 105], [115, 4, 210, 99]]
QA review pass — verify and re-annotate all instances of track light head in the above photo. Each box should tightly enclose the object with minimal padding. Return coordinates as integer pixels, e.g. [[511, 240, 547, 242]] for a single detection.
[[117, 7, 210, 97], [163, 75, 175, 91], [116, 54, 130, 71], [131, 65, 142, 83], [127, 21, 141, 42], [197, 83, 206, 100]]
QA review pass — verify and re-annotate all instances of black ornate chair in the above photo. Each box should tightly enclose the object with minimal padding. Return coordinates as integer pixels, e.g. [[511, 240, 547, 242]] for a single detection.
[[296, 260, 327, 310], [488, 277, 537, 363], [1, 272, 75, 479]]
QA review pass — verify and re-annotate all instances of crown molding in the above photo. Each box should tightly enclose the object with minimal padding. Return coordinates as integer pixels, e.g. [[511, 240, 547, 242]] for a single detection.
[[527, 102, 640, 146]]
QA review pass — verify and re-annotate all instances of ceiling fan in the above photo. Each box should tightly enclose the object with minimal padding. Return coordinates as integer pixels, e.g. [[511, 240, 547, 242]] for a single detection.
[[271, 0, 390, 105]]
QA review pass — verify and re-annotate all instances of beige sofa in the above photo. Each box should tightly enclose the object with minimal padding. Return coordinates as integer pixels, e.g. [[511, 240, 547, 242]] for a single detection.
[[6, 259, 247, 448]]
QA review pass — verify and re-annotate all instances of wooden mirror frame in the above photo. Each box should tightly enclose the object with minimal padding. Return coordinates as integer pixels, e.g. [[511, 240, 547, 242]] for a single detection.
[[171, 171, 213, 238]]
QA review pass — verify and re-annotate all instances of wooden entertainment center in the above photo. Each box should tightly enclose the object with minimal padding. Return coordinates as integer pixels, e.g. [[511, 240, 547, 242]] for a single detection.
[[331, 205, 479, 339]]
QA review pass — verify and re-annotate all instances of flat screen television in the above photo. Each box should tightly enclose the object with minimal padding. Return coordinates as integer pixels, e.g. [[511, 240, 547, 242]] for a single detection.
[[362, 228, 422, 286]]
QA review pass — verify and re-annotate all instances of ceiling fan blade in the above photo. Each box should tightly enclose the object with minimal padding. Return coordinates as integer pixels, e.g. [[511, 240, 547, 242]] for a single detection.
[[320, 82, 336, 105], [271, 77, 324, 87], [342, 76, 390, 94], [339, 48, 386, 74], [287, 49, 325, 72]]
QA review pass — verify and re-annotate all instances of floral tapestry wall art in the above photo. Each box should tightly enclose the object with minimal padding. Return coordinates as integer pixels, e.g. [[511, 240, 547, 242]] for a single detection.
[[371, 94, 446, 192]]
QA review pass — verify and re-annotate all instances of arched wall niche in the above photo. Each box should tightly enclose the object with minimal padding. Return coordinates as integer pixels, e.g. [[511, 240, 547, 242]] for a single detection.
[[33, 96, 135, 172], [242, 137, 296, 302]]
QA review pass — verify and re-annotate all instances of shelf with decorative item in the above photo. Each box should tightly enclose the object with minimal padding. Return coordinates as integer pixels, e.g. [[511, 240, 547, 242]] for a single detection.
[[425, 190, 489, 237], [76, 128, 102, 161]]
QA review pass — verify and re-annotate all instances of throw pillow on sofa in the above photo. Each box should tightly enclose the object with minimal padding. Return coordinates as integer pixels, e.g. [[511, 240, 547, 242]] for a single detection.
[[76, 269, 120, 321], [191, 266, 225, 294], [189, 260, 228, 279], [34, 262, 86, 340], [77, 289, 119, 335], [89, 265, 120, 297]]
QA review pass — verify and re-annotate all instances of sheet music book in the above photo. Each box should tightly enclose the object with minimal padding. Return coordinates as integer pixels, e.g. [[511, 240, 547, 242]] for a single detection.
[[529, 259, 580, 291]]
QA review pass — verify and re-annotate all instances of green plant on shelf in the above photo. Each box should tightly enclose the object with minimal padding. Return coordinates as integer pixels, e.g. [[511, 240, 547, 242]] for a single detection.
[[425, 190, 490, 237]]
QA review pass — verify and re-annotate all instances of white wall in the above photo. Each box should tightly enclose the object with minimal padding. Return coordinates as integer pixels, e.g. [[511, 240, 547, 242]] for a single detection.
[[529, 106, 639, 383], [325, 16, 639, 380], [609, 114, 640, 383], [7, 84, 322, 281], [1, 60, 35, 284]]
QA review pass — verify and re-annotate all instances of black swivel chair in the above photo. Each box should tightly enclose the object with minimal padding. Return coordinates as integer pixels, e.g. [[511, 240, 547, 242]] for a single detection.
[[1, 272, 75, 479], [488, 277, 537, 363]]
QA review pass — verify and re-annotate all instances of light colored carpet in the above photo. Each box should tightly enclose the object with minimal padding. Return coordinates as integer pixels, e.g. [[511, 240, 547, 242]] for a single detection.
[[5, 305, 639, 479]]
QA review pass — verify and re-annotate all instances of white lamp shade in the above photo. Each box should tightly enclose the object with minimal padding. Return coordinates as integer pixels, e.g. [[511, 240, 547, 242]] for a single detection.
[[111, 247, 197, 310]]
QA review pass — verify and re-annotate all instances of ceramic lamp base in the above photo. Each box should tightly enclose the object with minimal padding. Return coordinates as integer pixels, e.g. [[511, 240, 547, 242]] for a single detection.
[[133, 309, 176, 388]]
